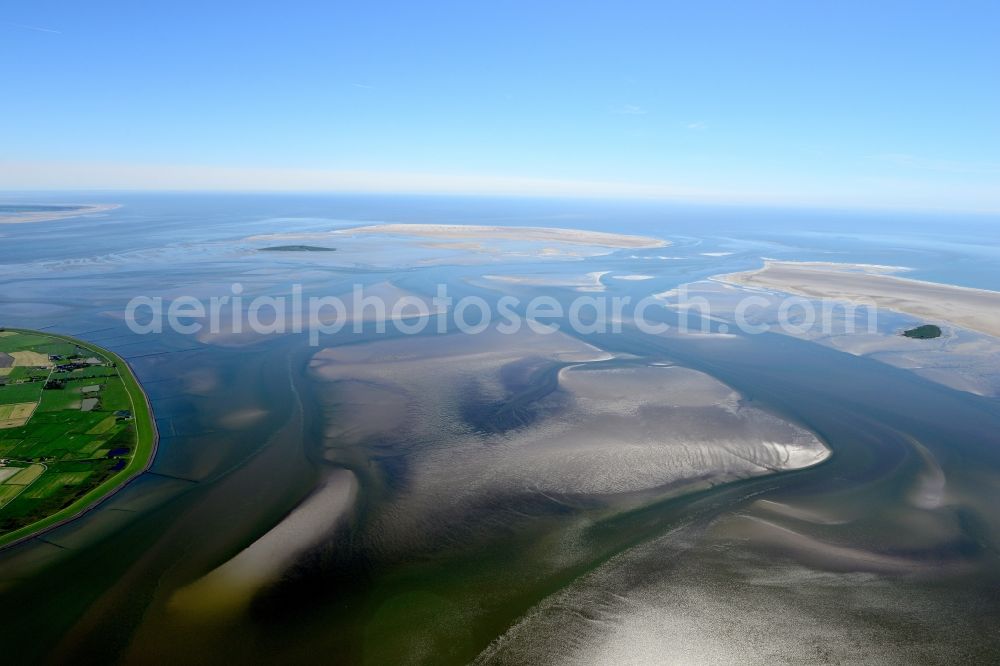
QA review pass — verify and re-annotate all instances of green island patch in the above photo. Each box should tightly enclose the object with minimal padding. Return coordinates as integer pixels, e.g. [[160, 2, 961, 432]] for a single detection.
[[258, 245, 337, 252], [902, 324, 942, 339], [0, 328, 156, 548]]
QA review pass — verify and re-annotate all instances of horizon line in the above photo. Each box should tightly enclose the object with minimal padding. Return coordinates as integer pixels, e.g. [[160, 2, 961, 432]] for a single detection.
[[2, 160, 999, 216]]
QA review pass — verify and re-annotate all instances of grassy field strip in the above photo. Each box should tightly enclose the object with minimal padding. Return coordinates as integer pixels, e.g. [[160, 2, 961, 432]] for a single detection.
[[0, 350, 56, 431], [0, 463, 47, 509], [10, 351, 53, 368], [0, 402, 39, 428]]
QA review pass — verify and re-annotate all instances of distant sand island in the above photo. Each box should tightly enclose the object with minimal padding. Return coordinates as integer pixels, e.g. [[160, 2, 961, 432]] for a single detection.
[[0, 203, 120, 224], [344, 223, 669, 248], [252, 223, 669, 250], [717, 260, 1000, 339]]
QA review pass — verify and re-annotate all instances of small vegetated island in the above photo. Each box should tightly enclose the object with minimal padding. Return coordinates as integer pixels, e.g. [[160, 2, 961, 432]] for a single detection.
[[902, 324, 943, 339], [0, 329, 156, 548], [258, 245, 336, 252]]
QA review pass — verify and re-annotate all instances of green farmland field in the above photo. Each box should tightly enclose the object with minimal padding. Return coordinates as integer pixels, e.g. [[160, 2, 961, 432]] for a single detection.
[[0, 329, 157, 548]]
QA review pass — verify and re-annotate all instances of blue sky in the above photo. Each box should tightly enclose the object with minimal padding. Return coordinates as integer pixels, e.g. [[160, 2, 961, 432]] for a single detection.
[[2, 1, 998, 210]]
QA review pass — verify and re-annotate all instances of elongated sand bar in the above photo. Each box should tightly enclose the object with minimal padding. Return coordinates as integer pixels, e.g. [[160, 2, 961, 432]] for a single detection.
[[0, 203, 120, 224], [717, 260, 1000, 339], [256, 223, 668, 249]]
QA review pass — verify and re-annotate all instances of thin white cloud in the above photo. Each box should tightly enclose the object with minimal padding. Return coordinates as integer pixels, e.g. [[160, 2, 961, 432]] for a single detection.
[[2, 21, 61, 34], [351, 82, 375, 90], [614, 104, 648, 115], [686, 121, 708, 130]]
